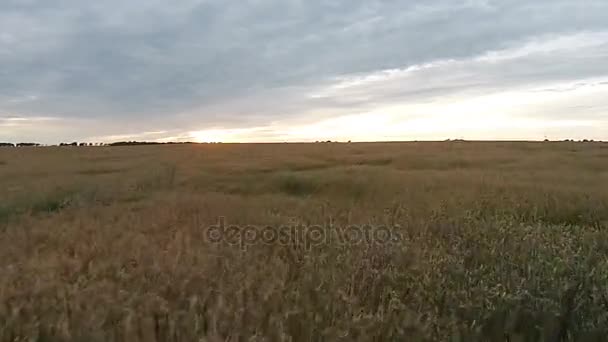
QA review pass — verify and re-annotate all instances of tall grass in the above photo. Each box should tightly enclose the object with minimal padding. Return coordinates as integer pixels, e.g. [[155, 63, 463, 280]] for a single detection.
[[0, 142, 607, 341]]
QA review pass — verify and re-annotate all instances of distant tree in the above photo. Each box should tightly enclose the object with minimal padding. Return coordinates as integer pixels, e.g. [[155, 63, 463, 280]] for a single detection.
[[0, 143, 15, 147], [16, 143, 40, 147]]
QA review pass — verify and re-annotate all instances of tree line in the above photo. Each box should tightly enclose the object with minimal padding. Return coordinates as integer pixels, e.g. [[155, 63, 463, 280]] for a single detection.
[[1, 139, 604, 148], [0, 141, 199, 148], [0, 142, 41, 147]]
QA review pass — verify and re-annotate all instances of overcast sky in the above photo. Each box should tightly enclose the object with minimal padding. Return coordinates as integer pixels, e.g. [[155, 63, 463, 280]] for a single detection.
[[1, 0, 607, 143]]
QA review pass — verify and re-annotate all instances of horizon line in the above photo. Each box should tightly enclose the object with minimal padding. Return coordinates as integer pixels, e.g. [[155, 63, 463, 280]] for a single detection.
[[2, 138, 606, 147]]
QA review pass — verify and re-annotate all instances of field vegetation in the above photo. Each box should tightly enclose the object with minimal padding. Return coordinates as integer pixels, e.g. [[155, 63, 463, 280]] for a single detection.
[[1, 141, 607, 341]]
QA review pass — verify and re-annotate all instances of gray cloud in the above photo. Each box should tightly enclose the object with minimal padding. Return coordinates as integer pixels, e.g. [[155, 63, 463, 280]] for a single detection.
[[1, 0, 608, 142]]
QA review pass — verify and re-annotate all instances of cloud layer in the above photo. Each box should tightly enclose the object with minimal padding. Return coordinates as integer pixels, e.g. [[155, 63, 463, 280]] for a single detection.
[[1, 0, 607, 143]]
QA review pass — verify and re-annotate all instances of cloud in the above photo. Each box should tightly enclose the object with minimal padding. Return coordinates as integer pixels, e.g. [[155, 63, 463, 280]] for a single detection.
[[0, 115, 58, 125], [86, 130, 170, 143], [1, 0, 608, 143], [304, 31, 608, 111]]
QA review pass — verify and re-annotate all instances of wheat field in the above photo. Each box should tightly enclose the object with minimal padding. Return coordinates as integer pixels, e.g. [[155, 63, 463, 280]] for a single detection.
[[1, 141, 608, 341]]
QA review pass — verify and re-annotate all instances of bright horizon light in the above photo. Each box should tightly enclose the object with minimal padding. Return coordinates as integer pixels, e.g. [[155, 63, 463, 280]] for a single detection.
[[185, 78, 607, 143]]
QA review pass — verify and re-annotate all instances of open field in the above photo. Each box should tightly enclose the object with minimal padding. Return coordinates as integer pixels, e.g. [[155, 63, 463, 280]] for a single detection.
[[1, 141, 608, 341]]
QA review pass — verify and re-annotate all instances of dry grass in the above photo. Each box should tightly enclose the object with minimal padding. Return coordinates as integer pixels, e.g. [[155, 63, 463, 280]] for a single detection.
[[1, 141, 608, 341]]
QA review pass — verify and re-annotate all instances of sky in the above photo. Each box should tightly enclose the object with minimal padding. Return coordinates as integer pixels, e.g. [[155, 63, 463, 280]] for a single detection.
[[1, 0, 607, 144]]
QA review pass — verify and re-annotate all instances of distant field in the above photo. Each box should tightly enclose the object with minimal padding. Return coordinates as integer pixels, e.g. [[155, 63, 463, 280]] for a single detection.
[[1, 141, 608, 341]]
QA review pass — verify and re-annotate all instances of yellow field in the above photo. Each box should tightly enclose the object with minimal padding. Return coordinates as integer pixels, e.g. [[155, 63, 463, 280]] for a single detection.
[[1, 142, 608, 341]]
